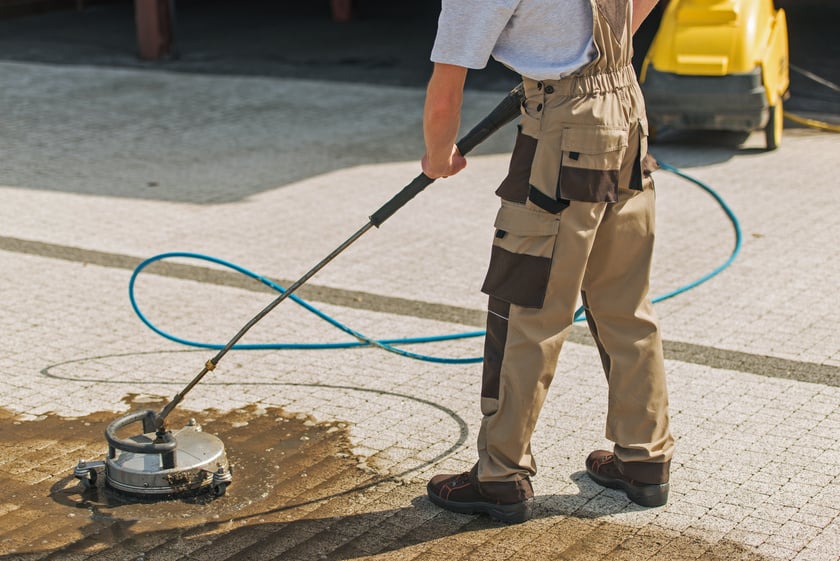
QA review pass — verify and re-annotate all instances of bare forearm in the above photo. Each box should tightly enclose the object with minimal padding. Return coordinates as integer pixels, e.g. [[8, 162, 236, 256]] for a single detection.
[[423, 90, 462, 166], [632, 0, 659, 33], [422, 63, 468, 178]]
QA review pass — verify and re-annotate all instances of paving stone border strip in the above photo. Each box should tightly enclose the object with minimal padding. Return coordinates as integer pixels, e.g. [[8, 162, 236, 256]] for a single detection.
[[4, 234, 837, 388]]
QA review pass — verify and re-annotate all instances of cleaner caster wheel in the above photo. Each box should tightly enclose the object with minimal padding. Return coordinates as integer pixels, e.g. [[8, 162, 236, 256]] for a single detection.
[[211, 465, 233, 497], [81, 470, 97, 489], [74, 459, 105, 490]]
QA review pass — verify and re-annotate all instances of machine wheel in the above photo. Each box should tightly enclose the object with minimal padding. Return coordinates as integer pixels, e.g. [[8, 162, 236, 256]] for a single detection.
[[211, 483, 228, 497], [81, 469, 98, 489], [648, 123, 659, 144], [765, 101, 783, 150]]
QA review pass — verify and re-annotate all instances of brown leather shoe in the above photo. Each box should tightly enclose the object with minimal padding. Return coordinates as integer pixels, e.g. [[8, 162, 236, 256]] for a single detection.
[[427, 465, 534, 524], [585, 450, 669, 507]]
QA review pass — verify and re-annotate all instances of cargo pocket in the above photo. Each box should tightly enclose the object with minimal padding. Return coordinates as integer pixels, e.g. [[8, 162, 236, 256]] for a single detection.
[[557, 126, 628, 202], [481, 203, 560, 309]]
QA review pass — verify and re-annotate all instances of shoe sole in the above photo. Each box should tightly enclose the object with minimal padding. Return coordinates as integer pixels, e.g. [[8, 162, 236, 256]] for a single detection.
[[587, 471, 669, 507], [426, 483, 534, 524]]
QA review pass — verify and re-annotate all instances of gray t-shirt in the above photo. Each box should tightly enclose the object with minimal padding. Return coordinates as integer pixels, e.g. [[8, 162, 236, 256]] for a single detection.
[[430, 0, 596, 80]]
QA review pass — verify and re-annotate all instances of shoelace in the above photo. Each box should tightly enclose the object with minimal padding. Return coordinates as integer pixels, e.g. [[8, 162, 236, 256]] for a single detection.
[[449, 472, 472, 488]]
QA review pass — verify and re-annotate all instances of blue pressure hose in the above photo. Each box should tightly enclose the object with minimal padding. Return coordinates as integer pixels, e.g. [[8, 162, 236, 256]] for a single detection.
[[129, 252, 485, 364], [647, 161, 743, 301], [129, 161, 741, 364]]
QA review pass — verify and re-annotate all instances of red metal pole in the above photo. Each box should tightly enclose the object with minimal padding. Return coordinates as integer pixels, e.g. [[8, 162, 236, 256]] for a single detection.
[[330, 0, 353, 22], [135, 0, 174, 60]]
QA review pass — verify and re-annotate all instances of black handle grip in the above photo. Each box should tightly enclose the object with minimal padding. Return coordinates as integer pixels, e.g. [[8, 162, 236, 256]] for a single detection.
[[369, 82, 525, 227], [456, 82, 525, 156], [369, 172, 434, 227]]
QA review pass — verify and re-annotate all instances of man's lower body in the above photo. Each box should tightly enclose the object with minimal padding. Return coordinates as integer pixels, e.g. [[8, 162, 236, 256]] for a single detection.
[[427, 179, 675, 523]]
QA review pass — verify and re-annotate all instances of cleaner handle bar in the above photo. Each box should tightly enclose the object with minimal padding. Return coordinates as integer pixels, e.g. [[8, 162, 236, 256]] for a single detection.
[[369, 82, 525, 227], [106, 409, 177, 454]]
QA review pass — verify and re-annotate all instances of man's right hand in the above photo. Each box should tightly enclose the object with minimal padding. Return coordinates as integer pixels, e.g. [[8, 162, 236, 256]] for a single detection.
[[422, 145, 467, 179]]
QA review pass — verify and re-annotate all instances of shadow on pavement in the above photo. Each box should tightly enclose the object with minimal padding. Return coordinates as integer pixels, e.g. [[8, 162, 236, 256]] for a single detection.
[[4, 491, 776, 561], [0, 0, 836, 202]]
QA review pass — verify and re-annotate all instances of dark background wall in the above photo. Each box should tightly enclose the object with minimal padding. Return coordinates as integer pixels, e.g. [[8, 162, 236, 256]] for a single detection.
[[0, 0, 837, 114]]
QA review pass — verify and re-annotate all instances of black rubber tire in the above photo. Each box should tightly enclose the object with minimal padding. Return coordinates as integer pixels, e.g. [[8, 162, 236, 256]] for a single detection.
[[81, 469, 97, 489], [648, 123, 658, 144], [765, 101, 783, 151]]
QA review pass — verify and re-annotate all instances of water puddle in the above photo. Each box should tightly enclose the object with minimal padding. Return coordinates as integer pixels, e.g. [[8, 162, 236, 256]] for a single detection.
[[0, 397, 363, 557], [0, 399, 773, 560]]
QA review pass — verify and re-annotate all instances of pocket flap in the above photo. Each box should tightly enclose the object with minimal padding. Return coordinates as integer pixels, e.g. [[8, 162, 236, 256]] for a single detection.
[[560, 127, 628, 154], [494, 204, 560, 237]]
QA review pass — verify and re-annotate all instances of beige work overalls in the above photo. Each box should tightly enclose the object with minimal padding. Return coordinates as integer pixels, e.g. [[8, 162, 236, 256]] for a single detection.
[[477, 0, 675, 485]]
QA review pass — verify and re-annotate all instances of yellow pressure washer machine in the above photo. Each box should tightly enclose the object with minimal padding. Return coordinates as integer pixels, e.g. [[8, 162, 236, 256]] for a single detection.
[[640, 0, 789, 150]]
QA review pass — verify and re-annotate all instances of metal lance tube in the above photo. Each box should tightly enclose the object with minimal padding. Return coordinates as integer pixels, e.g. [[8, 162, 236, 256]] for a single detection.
[[155, 82, 526, 429]]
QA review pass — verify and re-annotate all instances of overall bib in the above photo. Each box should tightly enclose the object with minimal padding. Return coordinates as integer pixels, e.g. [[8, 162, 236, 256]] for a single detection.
[[477, 0, 675, 485]]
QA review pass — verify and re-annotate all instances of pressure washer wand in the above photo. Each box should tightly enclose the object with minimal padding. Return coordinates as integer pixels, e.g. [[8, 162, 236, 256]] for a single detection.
[[155, 82, 526, 429]]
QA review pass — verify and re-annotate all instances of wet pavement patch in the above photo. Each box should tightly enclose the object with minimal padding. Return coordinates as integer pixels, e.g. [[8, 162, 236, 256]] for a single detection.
[[0, 399, 371, 559], [0, 402, 774, 560]]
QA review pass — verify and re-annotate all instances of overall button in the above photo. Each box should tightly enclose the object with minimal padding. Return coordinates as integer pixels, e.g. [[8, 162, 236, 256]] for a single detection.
[[536, 103, 543, 112], [536, 81, 543, 90], [544, 85, 555, 94]]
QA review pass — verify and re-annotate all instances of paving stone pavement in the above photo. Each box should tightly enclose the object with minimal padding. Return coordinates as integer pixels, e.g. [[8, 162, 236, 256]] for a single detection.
[[1, 25, 839, 561]]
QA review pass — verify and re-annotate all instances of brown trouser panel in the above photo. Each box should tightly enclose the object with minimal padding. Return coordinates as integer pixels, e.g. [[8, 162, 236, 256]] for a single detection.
[[476, 0, 674, 484], [477, 117, 674, 483]]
